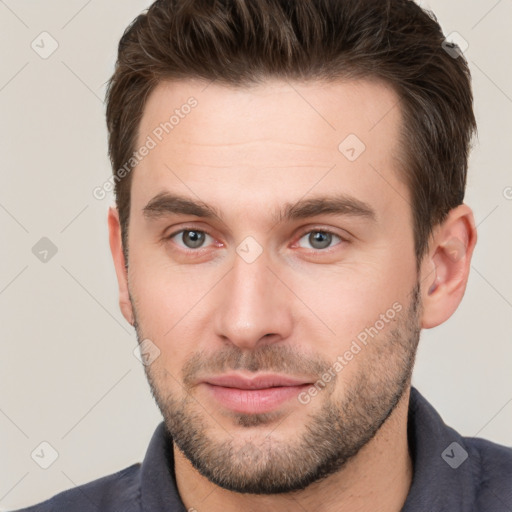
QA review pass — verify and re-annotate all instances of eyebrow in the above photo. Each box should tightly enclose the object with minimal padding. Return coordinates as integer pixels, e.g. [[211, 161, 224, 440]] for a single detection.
[[143, 192, 220, 220], [278, 195, 376, 223], [142, 191, 376, 224]]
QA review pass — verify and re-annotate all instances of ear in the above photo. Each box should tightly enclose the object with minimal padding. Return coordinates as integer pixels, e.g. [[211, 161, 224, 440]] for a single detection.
[[419, 204, 477, 329], [108, 206, 134, 326]]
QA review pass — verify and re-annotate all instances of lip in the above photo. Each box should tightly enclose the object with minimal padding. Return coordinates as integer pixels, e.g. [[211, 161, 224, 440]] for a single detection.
[[201, 373, 312, 414]]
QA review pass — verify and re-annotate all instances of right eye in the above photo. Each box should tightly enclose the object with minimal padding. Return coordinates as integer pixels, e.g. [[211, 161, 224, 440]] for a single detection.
[[168, 229, 215, 250]]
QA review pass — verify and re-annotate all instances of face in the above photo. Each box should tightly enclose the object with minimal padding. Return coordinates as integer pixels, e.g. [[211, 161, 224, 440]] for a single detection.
[[126, 78, 422, 493]]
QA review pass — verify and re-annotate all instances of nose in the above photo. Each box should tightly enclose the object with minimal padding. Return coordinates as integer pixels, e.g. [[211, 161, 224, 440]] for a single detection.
[[213, 249, 293, 350]]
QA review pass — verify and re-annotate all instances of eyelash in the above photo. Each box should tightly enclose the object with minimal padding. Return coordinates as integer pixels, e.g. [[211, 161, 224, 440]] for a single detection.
[[166, 226, 348, 253]]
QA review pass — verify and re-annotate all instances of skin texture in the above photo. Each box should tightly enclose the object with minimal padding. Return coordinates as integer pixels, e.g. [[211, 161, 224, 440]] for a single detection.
[[108, 78, 477, 512]]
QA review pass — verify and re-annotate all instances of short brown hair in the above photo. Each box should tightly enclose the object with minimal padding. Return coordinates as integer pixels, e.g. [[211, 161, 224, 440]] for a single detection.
[[106, 0, 476, 266]]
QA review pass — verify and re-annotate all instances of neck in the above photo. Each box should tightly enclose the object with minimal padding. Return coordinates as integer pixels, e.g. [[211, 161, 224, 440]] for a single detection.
[[174, 388, 413, 512]]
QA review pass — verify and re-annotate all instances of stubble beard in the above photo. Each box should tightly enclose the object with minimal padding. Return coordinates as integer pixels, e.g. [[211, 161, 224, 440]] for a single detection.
[[133, 283, 422, 494]]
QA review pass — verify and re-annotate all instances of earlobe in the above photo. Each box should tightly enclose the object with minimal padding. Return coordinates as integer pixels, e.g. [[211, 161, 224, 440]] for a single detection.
[[420, 204, 477, 329], [107, 206, 134, 326]]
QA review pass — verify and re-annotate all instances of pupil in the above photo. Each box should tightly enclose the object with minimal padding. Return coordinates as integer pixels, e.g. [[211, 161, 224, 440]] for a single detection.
[[183, 230, 205, 248], [309, 231, 331, 249]]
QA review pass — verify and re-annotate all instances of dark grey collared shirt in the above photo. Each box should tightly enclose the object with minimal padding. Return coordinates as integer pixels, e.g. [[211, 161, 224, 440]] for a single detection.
[[13, 387, 512, 511]]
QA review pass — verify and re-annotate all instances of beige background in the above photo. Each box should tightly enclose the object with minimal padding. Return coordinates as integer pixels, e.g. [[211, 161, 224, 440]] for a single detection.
[[1, 0, 511, 509]]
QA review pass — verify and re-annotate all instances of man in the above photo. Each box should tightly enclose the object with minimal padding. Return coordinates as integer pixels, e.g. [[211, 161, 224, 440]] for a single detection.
[[15, 0, 512, 510]]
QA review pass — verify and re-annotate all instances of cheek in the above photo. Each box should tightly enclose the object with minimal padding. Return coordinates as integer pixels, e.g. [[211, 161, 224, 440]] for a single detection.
[[130, 268, 217, 379], [288, 262, 402, 347], [130, 247, 218, 326]]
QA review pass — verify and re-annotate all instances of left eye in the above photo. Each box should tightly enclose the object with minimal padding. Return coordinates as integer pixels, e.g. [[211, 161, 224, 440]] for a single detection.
[[297, 230, 343, 250]]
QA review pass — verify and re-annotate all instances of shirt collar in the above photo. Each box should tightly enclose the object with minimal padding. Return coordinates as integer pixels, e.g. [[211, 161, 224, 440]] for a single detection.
[[401, 386, 479, 511], [140, 421, 186, 512]]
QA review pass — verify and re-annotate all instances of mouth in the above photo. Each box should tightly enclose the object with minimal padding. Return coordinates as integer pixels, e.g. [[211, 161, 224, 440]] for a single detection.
[[201, 373, 313, 415]]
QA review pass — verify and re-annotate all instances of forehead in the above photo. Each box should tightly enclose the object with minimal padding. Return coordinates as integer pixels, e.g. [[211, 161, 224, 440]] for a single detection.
[[132, 77, 408, 221], [138, 77, 402, 152]]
